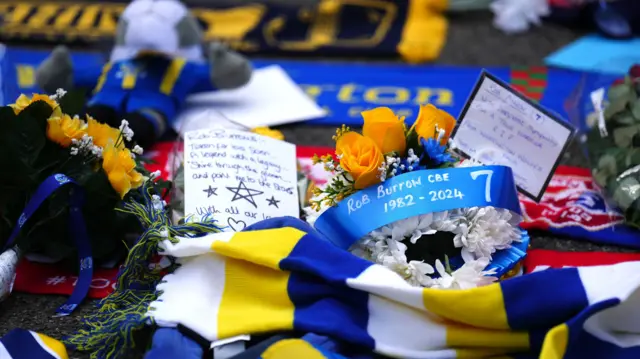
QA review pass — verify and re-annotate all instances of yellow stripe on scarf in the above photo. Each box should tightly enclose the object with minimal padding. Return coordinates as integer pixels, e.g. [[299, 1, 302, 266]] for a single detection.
[[35, 333, 68, 359], [211, 228, 305, 269], [213, 228, 305, 338], [262, 339, 328, 359], [539, 324, 569, 359], [422, 284, 510, 329]]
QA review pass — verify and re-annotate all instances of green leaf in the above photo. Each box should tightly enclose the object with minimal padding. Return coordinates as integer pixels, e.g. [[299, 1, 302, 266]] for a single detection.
[[598, 153, 618, 174], [632, 100, 640, 120], [613, 125, 640, 149], [585, 126, 615, 162], [625, 148, 640, 168], [18, 101, 54, 134], [629, 84, 639, 104], [33, 141, 67, 177], [405, 128, 423, 158], [83, 170, 120, 208], [612, 112, 636, 126], [605, 84, 633, 119], [0, 107, 19, 173], [58, 89, 87, 117], [609, 82, 632, 102]]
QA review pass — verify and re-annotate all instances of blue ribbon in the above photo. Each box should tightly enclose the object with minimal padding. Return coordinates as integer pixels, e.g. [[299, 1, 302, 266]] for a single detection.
[[3, 174, 93, 316], [315, 165, 522, 249]]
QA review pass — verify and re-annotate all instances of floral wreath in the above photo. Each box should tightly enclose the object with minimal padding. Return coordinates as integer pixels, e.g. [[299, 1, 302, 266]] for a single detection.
[[304, 105, 523, 289], [1, 90, 168, 264]]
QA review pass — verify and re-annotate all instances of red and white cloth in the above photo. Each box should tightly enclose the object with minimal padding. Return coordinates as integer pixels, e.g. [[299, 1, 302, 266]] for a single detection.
[[520, 166, 640, 248]]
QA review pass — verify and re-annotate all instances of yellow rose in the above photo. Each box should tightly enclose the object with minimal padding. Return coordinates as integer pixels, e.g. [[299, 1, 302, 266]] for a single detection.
[[251, 127, 284, 141], [336, 131, 384, 189], [86, 115, 122, 149], [362, 107, 407, 155], [410, 104, 456, 145], [10, 94, 62, 117], [102, 141, 144, 199], [47, 114, 88, 147]]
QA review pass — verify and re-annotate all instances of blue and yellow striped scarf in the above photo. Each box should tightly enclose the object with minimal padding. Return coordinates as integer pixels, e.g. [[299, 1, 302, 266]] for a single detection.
[[0, 329, 68, 359], [144, 216, 640, 359]]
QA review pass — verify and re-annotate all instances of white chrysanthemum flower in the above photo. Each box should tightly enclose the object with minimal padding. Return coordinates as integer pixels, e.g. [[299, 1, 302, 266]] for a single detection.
[[367, 213, 436, 244], [431, 250, 498, 290], [449, 207, 522, 259]]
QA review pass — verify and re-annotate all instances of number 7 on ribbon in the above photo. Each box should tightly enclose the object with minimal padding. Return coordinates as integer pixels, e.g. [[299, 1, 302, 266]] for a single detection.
[[470, 170, 494, 202]]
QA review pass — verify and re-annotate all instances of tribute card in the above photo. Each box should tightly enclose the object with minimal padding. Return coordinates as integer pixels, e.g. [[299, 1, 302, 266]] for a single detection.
[[183, 129, 299, 231], [452, 71, 576, 202]]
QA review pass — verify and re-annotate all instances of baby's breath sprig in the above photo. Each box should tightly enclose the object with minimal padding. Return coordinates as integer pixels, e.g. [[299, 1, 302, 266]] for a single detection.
[[312, 153, 341, 173], [49, 88, 67, 101], [114, 119, 135, 149], [310, 150, 357, 211], [70, 133, 103, 161], [310, 175, 356, 211]]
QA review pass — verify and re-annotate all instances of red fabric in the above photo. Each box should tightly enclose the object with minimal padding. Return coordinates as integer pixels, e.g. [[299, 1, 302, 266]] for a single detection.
[[524, 249, 640, 274], [519, 166, 627, 232], [14, 259, 118, 298]]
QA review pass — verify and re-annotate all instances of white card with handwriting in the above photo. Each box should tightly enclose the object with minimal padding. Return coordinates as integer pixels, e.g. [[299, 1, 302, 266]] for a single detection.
[[452, 71, 576, 201], [184, 129, 299, 231]]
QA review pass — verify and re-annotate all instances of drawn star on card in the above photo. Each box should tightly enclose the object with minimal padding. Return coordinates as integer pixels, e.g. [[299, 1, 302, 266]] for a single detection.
[[203, 186, 218, 198], [226, 180, 264, 208], [266, 196, 280, 208]]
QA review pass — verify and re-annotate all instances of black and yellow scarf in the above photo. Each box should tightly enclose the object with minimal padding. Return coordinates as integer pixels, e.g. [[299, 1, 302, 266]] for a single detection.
[[0, 0, 448, 63]]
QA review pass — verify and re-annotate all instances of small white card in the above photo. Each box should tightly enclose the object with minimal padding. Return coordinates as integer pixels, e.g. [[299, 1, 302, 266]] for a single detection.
[[184, 128, 300, 231], [452, 71, 576, 201]]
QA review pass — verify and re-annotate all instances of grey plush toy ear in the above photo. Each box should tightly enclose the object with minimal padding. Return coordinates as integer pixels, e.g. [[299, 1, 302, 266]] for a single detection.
[[115, 18, 129, 46], [176, 14, 203, 48]]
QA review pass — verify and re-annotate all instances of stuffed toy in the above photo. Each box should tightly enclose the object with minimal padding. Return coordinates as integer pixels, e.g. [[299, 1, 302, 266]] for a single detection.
[[35, 0, 253, 149]]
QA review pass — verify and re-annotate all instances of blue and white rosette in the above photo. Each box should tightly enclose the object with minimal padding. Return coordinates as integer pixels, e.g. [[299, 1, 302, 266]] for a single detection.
[[313, 165, 529, 278]]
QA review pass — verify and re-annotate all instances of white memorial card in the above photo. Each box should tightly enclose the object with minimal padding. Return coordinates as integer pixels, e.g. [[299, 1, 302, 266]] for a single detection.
[[452, 71, 576, 201], [184, 129, 299, 231], [180, 65, 327, 129]]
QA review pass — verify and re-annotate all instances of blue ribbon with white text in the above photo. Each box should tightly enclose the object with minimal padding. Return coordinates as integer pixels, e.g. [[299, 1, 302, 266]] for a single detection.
[[3, 174, 93, 316], [314, 165, 522, 250]]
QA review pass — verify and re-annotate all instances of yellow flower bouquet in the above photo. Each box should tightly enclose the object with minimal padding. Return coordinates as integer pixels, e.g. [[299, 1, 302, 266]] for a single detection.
[[0, 92, 169, 269], [305, 105, 528, 288]]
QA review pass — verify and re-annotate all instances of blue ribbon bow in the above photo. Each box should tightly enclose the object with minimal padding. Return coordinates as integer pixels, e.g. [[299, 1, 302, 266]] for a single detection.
[[3, 173, 93, 316]]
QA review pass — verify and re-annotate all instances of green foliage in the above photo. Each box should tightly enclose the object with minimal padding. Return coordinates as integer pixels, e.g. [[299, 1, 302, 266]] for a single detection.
[[0, 100, 171, 265], [586, 74, 640, 227], [405, 126, 423, 158], [58, 89, 87, 117]]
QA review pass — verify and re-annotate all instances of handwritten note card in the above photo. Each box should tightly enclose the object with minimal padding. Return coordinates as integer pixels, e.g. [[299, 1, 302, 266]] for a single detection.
[[452, 71, 576, 201], [184, 129, 299, 231]]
